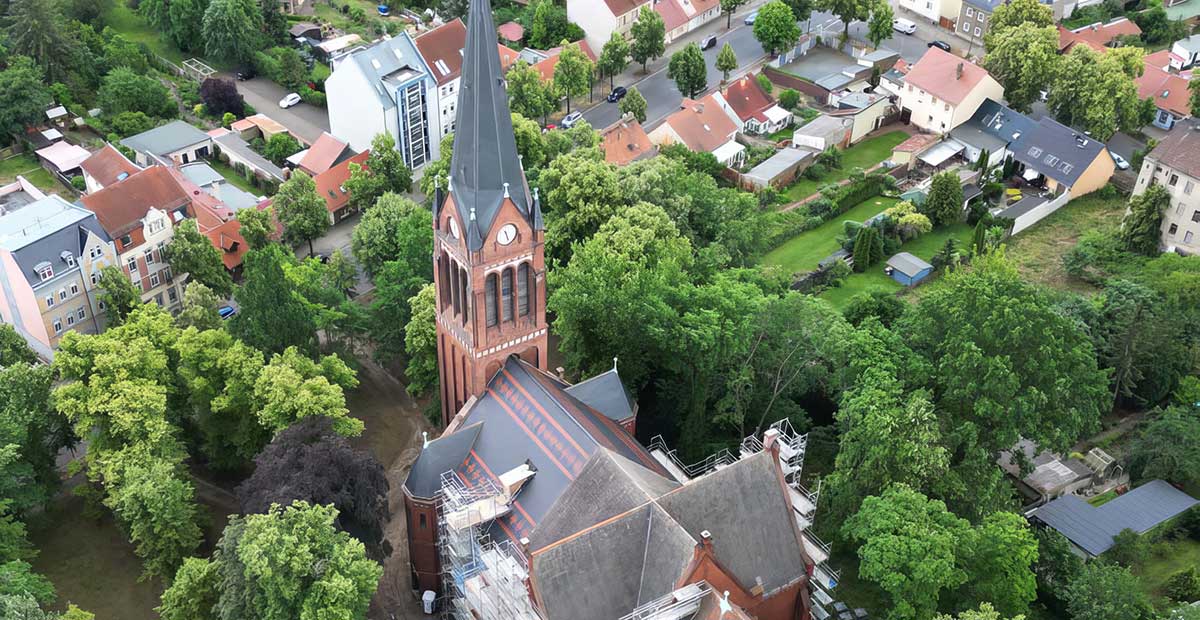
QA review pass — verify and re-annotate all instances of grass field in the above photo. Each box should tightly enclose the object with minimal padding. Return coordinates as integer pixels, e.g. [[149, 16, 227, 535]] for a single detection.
[[1004, 192, 1127, 292], [208, 158, 264, 196], [1088, 489, 1119, 506], [782, 131, 909, 203], [103, 3, 187, 65], [763, 196, 900, 273], [0, 154, 63, 195], [1135, 539, 1200, 600]]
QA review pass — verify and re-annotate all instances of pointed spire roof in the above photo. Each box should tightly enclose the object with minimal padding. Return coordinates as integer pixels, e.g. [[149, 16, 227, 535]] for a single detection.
[[447, 0, 535, 250]]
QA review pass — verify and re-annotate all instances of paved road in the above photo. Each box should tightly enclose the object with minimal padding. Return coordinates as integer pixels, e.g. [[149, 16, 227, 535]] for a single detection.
[[234, 76, 331, 144]]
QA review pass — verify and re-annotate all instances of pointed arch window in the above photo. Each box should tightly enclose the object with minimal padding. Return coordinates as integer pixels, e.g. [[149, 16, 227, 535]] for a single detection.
[[485, 274, 499, 327], [451, 260, 462, 316], [518, 262, 532, 317], [459, 266, 470, 325], [501, 268, 514, 323]]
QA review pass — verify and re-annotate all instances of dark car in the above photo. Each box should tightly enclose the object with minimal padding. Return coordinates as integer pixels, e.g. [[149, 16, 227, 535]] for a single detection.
[[928, 40, 952, 52], [607, 86, 628, 103], [701, 34, 718, 50], [235, 66, 256, 81]]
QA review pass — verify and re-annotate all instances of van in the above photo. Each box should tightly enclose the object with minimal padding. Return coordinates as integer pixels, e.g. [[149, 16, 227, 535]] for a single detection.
[[893, 17, 917, 34]]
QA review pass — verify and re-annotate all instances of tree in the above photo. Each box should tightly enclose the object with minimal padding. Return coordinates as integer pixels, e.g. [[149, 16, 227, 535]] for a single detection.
[[199, 78, 244, 118], [0, 57, 53, 138], [165, 0, 209, 54], [0, 363, 69, 517], [0, 325, 37, 368], [541, 153, 624, 264], [261, 132, 302, 167], [506, 62, 555, 124], [236, 416, 390, 559], [922, 171, 964, 227], [779, 88, 800, 110], [438, 0, 469, 19], [598, 31, 631, 90], [98, 68, 176, 118], [987, 0, 1053, 34], [668, 43, 708, 98], [273, 171, 329, 256], [722, 0, 748, 27], [1127, 406, 1200, 487], [819, 0, 870, 41], [157, 557, 218, 620], [1136, 0, 1189, 46], [630, 6, 667, 72], [175, 328, 268, 469], [1192, 76, 1200, 120], [177, 282, 223, 331], [783, 0, 816, 22], [753, 1, 801, 56], [5, 0, 74, 82], [1049, 45, 1146, 141], [97, 264, 142, 326], [511, 113, 549, 171], [343, 134, 413, 213], [351, 193, 425, 278], [231, 245, 318, 355], [254, 346, 361, 436], [716, 43, 738, 82], [958, 511, 1039, 616], [1062, 562, 1156, 620], [982, 23, 1059, 112], [843, 484, 970, 620], [202, 0, 263, 64], [1121, 184, 1168, 256], [166, 220, 234, 298], [866, 0, 895, 48], [364, 198, 434, 363], [619, 85, 648, 122], [851, 226, 883, 271], [236, 206, 275, 250], [553, 41, 593, 114], [1166, 566, 1200, 602], [843, 291, 906, 327], [404, 284, 439, 397], [935, 604, 1023, 620], [527, 0, 578, 49]]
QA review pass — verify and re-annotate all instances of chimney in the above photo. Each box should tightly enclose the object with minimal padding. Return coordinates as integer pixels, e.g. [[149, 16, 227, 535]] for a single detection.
[[699, 530, 715, 552], [556, 366, 566, 380], [956, 62, 964, 80], [763, 428, 781, 452]]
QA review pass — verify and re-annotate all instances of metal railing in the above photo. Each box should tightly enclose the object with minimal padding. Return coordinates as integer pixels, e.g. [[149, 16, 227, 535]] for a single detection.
[[618, 581, 712, 620]]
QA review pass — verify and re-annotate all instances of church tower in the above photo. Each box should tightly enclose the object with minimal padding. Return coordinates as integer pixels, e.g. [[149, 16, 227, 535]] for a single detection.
[[432, 0, 548, 427]]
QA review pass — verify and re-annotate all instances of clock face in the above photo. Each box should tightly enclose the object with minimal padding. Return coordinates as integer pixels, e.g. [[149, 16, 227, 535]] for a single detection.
[[497, 223, 517, 246], [448, 217, 460, 239]]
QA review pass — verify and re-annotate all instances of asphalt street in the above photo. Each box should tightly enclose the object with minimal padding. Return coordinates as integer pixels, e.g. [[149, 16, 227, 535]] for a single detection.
[[233, 76, 332, 144]]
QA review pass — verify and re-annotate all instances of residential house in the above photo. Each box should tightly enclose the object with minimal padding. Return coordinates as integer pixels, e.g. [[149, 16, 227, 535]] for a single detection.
[[120, 120, 213, 167], [722, 75, 793, 136], [791, 114, 852, 151], [890, 133, 941, 166], [295, 132, 356, 177], [1169, 33, 1200, 69], [80, 166, 191, 311], [955, 0, 1001, 46], [648, 93, 745, 167], [34, 142, 90, 179], [599, 116, 657, 165], [314, 34, 364, 62], [656, 0, 721, 44], [414, 19, 520, 140], [0, 195, 116, 353], [79, 144, 140, 194], [878, 58, 910, 97], [897, 0, 961, 28], [1133, 124, 1200, 254], [314, 151, 371, 224], [567, 0, 650, 54], [326, 33, 438, 168], [833, 92, 894, 144], [171, 166, 254, 275], [1137, 50, 1193, 130], [897, 47, 1004, 133], [210, 129, 287, 184], [527, 41, 598, 83], [1056, 18, 1142, 52]]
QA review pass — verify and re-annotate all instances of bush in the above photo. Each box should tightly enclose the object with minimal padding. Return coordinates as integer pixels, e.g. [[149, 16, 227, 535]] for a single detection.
[[816, 146, 842, 169], [299, 87, 326, 107], [826, 259, 852, 286], [70, 176, 86, 191], [1106, 529, 1149, 567], [779, 88, 800, 110], [756, 73, 774, 95], [803, 163, 827, 180], [843, 290, 906, 327], [200, 78, 245, 117], [109, 111, 155, 137], [1166, 567, 1200, 601]]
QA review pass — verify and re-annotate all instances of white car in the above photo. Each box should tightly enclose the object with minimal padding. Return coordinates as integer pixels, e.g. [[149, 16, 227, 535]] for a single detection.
[[1112, 152, 1131, 170], [279, 92, 302, 109], [561, 111, 583, 129], [893, 17, 917, 34]]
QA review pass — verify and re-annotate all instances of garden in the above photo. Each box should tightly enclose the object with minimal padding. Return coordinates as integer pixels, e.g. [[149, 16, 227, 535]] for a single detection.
[[0, 153, 62, 194], [781, 130, 910, 204]]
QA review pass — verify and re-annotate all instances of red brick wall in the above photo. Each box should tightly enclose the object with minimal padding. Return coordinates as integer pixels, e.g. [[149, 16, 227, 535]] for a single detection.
[[404, 492, 441, 595]]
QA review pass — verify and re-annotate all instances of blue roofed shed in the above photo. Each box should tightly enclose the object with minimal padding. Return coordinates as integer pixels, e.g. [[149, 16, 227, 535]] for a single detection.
[[1029, 480, 1200, 557], [886, 252, 933, 286]]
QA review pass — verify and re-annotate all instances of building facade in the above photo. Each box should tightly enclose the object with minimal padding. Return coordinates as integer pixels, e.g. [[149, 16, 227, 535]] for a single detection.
[[1133, 125, 1200, 254], [898, 47, 1005, 133], [898, 0, 961, 27], [955, 0, 999, 46], [568, 0, 650, 56]]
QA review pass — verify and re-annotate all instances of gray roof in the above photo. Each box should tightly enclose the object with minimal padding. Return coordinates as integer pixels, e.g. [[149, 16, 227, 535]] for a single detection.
[[563, 367, 637, 423], [1031, 480, 1199, 556], [950, 98, 1034, 155], [795, 114, 851, 143], [963, 0, 1002, 11], [442, 0, 538, 251], [886, 252, 932, 276], [337, 33, 430, 110], [998, 194, 1049, 219], [119, 120, 210, 157], [403, 422, 482, 498], [213, 133, 286, 181], [180, 163, 261, 212], [1175, 33, 1200, 53], [744, 148, 813, 185], [0, 195, 108, 289]]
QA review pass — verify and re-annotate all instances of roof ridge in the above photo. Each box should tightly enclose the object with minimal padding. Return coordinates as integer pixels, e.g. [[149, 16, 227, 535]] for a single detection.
[[508, 357, 603, 449]]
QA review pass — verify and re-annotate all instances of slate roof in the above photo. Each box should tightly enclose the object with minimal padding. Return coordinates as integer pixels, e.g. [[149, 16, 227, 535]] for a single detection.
[[887, 252, 932, 277], [950, 98, 1035, 154], [444, 0, 538, 251], [80, 144, 140, 188], [1030, 480, 1199, 555], [0, 195, 108, 289], [1146, 122, 1200, 179], [120, 120, 210, 157], [563, 367, 638, 423], [343, 32, 429, 110], [904, 47, 997, 106], [213, 133, 287, 181]]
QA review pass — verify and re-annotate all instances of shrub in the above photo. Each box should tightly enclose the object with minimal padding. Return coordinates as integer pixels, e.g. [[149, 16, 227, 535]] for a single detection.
[[756, 73, 774, 95], [1107, 529, 1149, 567], [298, 87, 326, 107], [843, 290, 906, 327], [816, 146, 842, 169], [200, 78, 245, 117], [109, 111, 155, 137], [803, 163, 827, 180], [1166, 567, 1200, 601], [70, 176, 86, 191], [779, 88, 800, 110], [826, 259, 852, 286], [222, 112, 236, 128]]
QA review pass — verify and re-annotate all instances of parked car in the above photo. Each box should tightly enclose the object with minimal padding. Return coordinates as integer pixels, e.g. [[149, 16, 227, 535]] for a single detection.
[[561, 111, 583, 128], [377, 4, 390, 15], [607, 86, 628, 103], [893, 17, 917, 34], [744, 11, 758, 25], [218, 305, 237, 320], [235, 66, 256, 81], [279, 92, 302, 108], [928, 40, 952, 52], [1112, 153, 1131, 170], [701, 34, 718, 50]]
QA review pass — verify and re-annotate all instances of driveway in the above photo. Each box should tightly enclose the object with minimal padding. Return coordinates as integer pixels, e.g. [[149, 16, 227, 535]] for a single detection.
[[234, 76, 331, 143]]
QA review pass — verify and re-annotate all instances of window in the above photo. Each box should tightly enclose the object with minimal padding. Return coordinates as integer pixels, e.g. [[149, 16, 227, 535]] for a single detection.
[[120, 234, 131, 247], [485, 274, 498, 327], [148, 219, 164, 234], [145, 249, 155, 264], [64, 254, 75, 267], [90, 273, 97, 286], [163, 268, 172, 281], [1187, 231, 1195, 243], [53, 320, 61, 334], [1193, 210, 1200, 223], [1178, 203, 1186, 215], [36, 264, 53, 281], [965, 7, 973, 17], [962, 21, 970, 30], [58, 290, 67, 302], [1187, 181, 1195, 195], [518, 263, 531, 317], [45, 296, 54, 308], [66, 314, 74, 326], [69, 283, 78, 296], [1169, 223, 1179, 235], [419, 513, 427, 528], [154, 293, 163, 306], [127, 257, 138, 273], [944, 103, 950, 111], [98, 300, 105, 310], [501, 268, 514, 323], [77, 307, 85, 320], [89, 246, 101, 259], [1171, 174, 1180, 186], [974, 26, 981, 35], [977, 11, 984, 21], [150, 273, 160, 287], [167, 287, 177, 303]]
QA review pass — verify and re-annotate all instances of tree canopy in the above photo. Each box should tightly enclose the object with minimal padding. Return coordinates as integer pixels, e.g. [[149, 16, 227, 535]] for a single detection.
[[753, 1, 802, 56]]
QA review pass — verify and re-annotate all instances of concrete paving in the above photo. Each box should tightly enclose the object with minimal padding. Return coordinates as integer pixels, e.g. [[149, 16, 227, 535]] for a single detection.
[[233, 76, 331, 144]]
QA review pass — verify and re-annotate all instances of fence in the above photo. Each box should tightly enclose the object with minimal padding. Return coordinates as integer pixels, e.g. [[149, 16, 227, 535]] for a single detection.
[[763, 66, 832, 105]]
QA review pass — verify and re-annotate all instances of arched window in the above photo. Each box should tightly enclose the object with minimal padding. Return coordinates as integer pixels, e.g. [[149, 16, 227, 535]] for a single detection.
[[501, 268, 514, 323], [459, 266, 469, 325], [518, 262, 531, 317], [437, 255, 450, 310], [450, 260, 461, 316], [485, 274, 498, 327]]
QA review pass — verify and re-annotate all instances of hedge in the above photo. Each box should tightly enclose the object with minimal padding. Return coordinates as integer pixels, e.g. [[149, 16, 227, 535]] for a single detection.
[[764, 173, 892, 250]]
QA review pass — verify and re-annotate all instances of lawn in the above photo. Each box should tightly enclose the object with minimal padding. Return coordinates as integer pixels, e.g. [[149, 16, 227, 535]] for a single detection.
[[1088, 489, 1119, 506], [781, 131, 910, 203], [0, 154, 63, 195], [102, 3, 187, 65], [763, 196, 900, 273], [1005, 192, 1127, 292], [1135, 538, 1200, 600], [208, 158, 265, 196]]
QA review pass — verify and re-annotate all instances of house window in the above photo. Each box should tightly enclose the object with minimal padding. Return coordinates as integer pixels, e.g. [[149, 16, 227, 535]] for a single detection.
[[145, 249, 155, 264], [167, 287, 177, 303], [120, 234, 132, 246], [944, 103, 950, 111], [36, 264, 53, 281], [69, 283, 78, 296], [77, 307, 85, 320], [962, 21, 970, 30], [64, 254, 75, 267], [1169, 223, 1179, 235], [58, 290, 67, 301], [1193, 210, 1200, 223], [1178, 203, 1186, 215], [164, 267, 172, 281], [98, 300, 105, 310], [45, 296, 54, 308], [1187, 231, 1195, 243], [154, 293, 163, 306], [965, 7, 974, 17], [1171, 174, 1180, 186], [977, 11, 984, 20], [90, 273, 97, 286], [150, 273, 160, 287], [127, 257, 138, 273], [53, 320, 62, 334], [1187, 181, 1195, 195], [66, 314, 74, 326]]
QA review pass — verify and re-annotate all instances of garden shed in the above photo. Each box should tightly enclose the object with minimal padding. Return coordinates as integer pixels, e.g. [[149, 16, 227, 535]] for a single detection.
[[885, 252, 933, 286], [1029, 480, 1199, 557]]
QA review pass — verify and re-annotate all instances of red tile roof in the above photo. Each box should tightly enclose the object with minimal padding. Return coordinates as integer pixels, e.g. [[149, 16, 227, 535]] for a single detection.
[[904, 47, 997, 106], [298, 132, 350, 176], [416, 19, 520, 86], [1137, 61, 1192, 117], [1057, 18, 1142, 52], [662, 93, 739, 153], [893, 133, 940, 154], [166, 165, 256, 271], [80, 166, 190, 238], [599, 118, 656, 165], [724, 75, 775, 123], [602, 0, 649, 17], [532, 41, 598, 82], [79, 144, 140, 189], [654, 0, 689, 31], [314, 151, 370, 214]]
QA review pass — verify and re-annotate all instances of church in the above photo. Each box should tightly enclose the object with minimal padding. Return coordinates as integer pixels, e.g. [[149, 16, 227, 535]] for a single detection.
[[401, 1, 830, 618]]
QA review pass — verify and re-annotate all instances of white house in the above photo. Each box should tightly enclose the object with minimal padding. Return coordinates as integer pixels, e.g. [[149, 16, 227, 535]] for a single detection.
[[898, 47, 1004, 134], [1170, 34, 1200, 70], [326, 33, 439, 169], [897, 0, 962, 26], [414, 19, 520, 140], [568, 0, 651, 55], [119, 121, 213, 167]]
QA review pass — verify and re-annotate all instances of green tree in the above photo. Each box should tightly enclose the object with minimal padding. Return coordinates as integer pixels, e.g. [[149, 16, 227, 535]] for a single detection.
[[1049, 45, 1146, 141], [819, 0, 870, 41], [843, 484, 970, 620], [231, 245, 318, 355], [98, 68, 176, 118], [982, 23, 1059, 113], [753, 1, 802, 56], [843, 291, 906, 327], [404, 283, 439, 397], [261, 132, 302, 167], [541, 153, 623, 264], [851, 226, 883, 271], [1061, 562, 1156, 620], [0, 325, 37, 367], [273, 171, 329, 256], [351, 193, 425, 278], [511, 113, 549, 171], [779, 87, 800, 109], [166, 0, 209, 53], [0, 57, 53, 138], [157, 557, 218, 620], [177, 282, 223, 331], [364, 200, 434, 364], [175, 328, 268, 470], [922, 171, 964, 227], [619, 85, 648, 122], [166, 220, 234, 298], [1127, 406, 1200, 487], [866, 0, 895, 48], [506, 61, 556, 124], [959, 511, 1039, 616], [97, 264, 142, 326], [935, 604, 1023, 620], [0, 363, 70, 517], [236, 207, 275, 250], [254, 347, 361, 436], [722, 0, 748, 27], [5, 0, 74, 82], [716, 43, 738, 82], [1121, 184, 1169, 256], [553, 41, 593, 114], [598, 31, 631, 90], [630, 6, 667, 72], [1166, 566, 1200, 602], [344, 134, 413, 213], [987, 0, 1053, 33], [0, 570, 54, 606], [668, 43, 708, 98], [202, 0, 263, 64]]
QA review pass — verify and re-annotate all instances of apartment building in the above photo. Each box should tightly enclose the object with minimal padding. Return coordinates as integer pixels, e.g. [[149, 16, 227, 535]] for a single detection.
[[1133, 124, 1200, 254]]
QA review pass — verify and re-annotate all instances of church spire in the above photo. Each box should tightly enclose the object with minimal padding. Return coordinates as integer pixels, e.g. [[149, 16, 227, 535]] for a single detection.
[[447, 0, 535, 251]]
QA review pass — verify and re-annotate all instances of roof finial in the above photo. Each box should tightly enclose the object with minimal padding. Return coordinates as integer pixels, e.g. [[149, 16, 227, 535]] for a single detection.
[[447, 173, 453, 192], [533, 186, 539, 201], [718, 591, 732, 618], [613, 356, 618, 371], [503, 182, 510, 198], [422, 431, 429, 448], [469, 207, 476, 221]]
